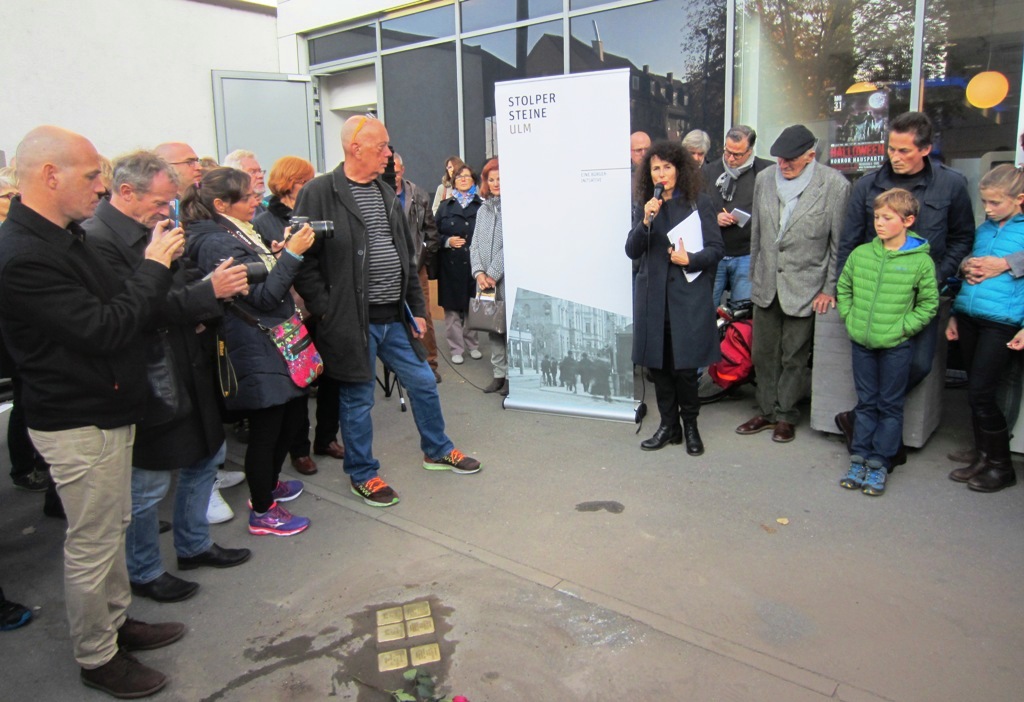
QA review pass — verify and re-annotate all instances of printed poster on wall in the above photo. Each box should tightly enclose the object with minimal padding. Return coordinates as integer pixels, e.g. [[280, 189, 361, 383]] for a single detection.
[[828, 90, 889, 175], [495, 69, 634, 421]]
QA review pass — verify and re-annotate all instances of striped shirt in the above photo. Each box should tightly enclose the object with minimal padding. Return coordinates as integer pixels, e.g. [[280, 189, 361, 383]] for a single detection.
[[349, 179, 402, 305]]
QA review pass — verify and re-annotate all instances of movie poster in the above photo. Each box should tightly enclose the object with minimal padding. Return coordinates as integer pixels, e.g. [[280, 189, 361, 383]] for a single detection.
[[829, 90, 889, 175]]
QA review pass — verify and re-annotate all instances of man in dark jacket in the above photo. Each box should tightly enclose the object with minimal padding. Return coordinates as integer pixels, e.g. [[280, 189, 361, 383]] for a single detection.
[[394, 152, 441, 382], [0, 126, 184, 698], [703, 125, 773, 308], [833, 112, 975, 447], [293, 115, 481, 508], [85, 150, 252, 605]]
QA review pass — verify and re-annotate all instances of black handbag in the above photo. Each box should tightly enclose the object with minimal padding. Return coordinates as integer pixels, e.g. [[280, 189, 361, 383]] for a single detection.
[[142, 329, 192, 427]]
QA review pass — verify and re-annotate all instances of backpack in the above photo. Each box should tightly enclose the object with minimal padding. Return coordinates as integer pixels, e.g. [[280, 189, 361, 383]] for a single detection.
[[708, 319, 754, 389]]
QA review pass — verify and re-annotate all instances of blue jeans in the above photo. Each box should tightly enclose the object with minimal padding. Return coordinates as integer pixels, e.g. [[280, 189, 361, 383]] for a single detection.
[[125, 442, 224, 584], [850, 341, 912, 468], [338, 322, 454, 484], [712, 254, 752, 308]]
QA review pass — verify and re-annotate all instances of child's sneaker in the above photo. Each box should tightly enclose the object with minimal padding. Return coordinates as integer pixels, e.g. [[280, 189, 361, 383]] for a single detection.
[[271, 479, 303, 502], [350, 476, 400, 507], [423, 448, 481, 474], [862, 460, 887, 496], [840, 456, 867, 489], [248, 502, 310, 536]]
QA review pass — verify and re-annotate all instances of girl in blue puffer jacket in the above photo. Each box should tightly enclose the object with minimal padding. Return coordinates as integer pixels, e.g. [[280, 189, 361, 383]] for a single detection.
[[946, 164, 1024, 493]]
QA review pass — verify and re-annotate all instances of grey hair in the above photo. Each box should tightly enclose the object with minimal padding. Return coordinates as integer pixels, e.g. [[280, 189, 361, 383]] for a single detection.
[[223, 149, 257, 170], [682, 129, 711, 153], [0, 166, 17, 190], [725, 125, 757, 148], [112, 150, 179, 193]]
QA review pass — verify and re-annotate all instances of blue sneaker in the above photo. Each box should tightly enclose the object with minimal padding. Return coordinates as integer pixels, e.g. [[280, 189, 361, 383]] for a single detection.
[[862, 460, 888, 496], [271, 479, 303, 502], [840, 456, 867, 489], [0, 589, 32, 631], [248, 502, 310, 536]]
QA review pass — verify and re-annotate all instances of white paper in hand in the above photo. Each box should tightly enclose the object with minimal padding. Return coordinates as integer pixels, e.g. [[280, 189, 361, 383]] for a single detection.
[[665, 209, 704, 282]]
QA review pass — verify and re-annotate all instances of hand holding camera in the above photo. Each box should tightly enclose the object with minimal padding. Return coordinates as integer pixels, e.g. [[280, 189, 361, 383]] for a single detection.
[[145, 220, 186, 268], [208, 257, 250, 300], [283, 222, 316, 256]]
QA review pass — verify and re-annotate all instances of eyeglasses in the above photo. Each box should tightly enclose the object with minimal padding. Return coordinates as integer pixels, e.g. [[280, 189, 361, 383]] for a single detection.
[[244, 168, 266, 176], [455, 173, 474, 180], [724, 147, 751, 158], [352, 112, 379, 142], [170, 157, 201, 167], [0, 192, 16, 200]]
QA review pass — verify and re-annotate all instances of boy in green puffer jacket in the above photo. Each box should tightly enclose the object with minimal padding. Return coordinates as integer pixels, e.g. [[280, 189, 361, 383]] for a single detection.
[[836, 188, 939, 495]]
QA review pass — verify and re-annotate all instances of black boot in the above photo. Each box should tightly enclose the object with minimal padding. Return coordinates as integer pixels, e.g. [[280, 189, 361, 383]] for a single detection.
[[950, 417, 987, 483], [968, 426, 1017, 493], [683, 419, 704, 456], [640, 424, 682, 451]]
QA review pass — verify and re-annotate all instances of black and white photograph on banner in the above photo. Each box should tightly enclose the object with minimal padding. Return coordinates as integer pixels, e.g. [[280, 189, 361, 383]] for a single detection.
[[505, 288, 634, 420]]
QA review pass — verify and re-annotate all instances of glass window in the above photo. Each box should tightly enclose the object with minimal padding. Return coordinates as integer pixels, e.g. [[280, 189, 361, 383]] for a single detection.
[[734, 0, 913, 174], [381, 5, 456, 49], [382, 43, 460, 196], [309, 25, 377, 66], [570, 0, 726, 149], [462, 20, 563, 167], [922, 0, 1022, 183], [460, 0, 562, 33]]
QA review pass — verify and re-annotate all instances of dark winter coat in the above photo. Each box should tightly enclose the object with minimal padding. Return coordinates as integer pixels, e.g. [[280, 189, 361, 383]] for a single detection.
[[184, 216, 305, 411], [252, 196, 292, 247], [434, 195, 482, 312], [292, 166, 426, 383], [0, 197, 172, 431], [626, 193, 724, 370], [85, 199, 226, 470], [702, 156, 774, 256]]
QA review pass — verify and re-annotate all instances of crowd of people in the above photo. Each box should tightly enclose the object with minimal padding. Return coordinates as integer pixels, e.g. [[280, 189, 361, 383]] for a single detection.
[[628, 112, 1024, 501], [1, 109, 1022, 699]]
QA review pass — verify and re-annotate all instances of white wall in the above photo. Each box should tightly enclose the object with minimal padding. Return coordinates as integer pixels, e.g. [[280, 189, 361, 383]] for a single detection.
[[277, 0, 398, 36], [0, 0, 280, 161]]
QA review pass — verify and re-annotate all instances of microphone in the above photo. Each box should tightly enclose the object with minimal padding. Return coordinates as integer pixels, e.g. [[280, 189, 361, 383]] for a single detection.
[[647, 184, 664, 229]]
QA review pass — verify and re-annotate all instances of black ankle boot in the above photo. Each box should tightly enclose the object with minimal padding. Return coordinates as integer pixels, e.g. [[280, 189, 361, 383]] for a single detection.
[[683, 419, 704, 456], [968, 425, 1017, 493], [640, 424, 682, 451]]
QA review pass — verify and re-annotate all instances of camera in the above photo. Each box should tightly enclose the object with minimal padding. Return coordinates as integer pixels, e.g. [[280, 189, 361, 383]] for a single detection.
[[243, 261, 269, 285], [288, 216, 334, 239]]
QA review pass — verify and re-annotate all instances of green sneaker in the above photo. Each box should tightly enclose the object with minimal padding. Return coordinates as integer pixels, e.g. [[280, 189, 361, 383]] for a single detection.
[[423, 448, 481, 474]]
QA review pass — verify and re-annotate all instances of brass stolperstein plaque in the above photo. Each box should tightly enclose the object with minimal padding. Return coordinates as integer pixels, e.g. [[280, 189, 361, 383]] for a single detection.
[[377, 622, 406, 643], [378, 649, 409, 672], [376, 606, 405, 626], [409, 643, 442, 666], [403, 601, 431, 620], [406, 617, 435, 638]]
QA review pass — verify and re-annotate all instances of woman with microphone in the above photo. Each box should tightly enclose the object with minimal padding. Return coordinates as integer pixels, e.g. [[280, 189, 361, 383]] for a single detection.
[[626, 140, 723, 455]]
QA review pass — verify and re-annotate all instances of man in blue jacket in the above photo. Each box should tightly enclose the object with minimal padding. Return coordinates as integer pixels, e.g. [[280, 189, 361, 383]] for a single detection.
[[834, 112, 975, 448]]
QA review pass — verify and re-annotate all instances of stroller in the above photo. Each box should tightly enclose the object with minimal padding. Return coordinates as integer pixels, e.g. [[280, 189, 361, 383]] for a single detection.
[[698, 300, 755, 404]]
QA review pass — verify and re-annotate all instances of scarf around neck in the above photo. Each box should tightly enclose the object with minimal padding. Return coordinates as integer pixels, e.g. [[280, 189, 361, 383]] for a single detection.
[[775, 159, 816, 237], [715, 151, 756, 202], [454, 186, 477, 209]]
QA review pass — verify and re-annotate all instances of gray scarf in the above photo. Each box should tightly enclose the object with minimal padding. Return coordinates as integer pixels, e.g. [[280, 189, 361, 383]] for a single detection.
[[775, 159, 816, 237], [715, 151, 756, 202]]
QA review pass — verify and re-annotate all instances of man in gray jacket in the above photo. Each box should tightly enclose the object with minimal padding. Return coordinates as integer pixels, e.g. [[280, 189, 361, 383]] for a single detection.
[[736, 125, 851, 443]]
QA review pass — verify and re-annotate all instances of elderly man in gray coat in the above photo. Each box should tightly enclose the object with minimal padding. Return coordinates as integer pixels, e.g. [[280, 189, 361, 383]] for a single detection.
[[736, 125, 851, 443]]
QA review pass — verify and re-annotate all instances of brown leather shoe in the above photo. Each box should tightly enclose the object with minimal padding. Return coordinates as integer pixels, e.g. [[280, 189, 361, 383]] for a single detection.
[[834, 410, 855, 450], [81, 649, 167, 698], [772, 421, 796, 443], [117, 617, 185, 651], [291, 456, 318, 475], [313, 441, 345, 460], [736, 415, 776, 435]]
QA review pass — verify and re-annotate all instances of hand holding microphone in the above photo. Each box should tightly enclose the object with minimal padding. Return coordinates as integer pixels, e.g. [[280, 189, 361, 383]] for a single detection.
[[644, 183, 665, 227]]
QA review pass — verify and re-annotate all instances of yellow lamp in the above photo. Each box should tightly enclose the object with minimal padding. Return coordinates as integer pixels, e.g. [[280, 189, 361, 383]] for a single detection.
[[966, 71, 1009, 109], [846, 82, 878, 94]]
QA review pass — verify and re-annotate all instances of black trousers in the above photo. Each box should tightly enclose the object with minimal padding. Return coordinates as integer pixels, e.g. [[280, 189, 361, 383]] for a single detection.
[[648, 326, 699, 427], [958, 314, 1018, 432], [246, 396, 309, 513]]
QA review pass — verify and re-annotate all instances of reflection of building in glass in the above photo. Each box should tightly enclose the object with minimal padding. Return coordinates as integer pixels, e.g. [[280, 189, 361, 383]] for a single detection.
[[511, 289, 633, 397]]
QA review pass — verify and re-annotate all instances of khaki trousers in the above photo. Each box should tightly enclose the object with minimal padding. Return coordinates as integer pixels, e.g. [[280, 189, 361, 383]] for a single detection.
[[28, 425, 135, 669]]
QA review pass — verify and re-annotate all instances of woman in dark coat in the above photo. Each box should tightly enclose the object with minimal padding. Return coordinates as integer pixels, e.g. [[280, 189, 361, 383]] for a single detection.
[[627, 140, 724, 455], [435, 163, 483, 364], [183, 167, 316, 537]]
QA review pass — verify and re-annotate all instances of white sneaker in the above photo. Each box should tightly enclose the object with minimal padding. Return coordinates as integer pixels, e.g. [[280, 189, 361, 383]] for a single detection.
[[469, 349, 483, 360], [452, 354, 464, 364], [208, 487, 234, 524], [214, 470, 245, 490]]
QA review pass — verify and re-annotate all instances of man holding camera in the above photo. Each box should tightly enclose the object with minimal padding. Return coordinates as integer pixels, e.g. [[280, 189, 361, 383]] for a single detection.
[[85, 150, 252, 605], [294, 115, 482, 508]]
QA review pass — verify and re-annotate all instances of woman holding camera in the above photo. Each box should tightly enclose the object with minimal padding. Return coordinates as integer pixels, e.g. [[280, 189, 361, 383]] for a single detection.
[[627, 140, 723, 456], [183, 167, 316, 536]]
